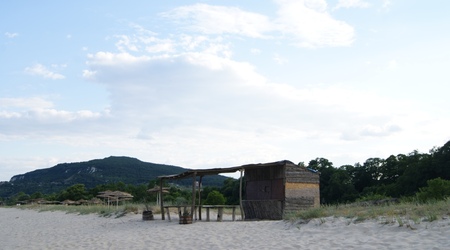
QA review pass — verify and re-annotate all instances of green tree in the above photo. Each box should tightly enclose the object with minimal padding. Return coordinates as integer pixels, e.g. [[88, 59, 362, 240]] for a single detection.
[[308, 158, 335, 204], [325, 166, 358, 203], [16, 191, 30, 201], [30, 192, 44, 200], [220, 178, 240, 205], [416, 178, 450, 202], [205, 190, 226, 205], [58, 184, 88, 201]]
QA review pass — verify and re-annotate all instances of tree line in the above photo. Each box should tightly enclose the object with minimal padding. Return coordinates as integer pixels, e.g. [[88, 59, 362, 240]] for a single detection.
[[307, 140, 450, 204], [2, 177, 238, 206]]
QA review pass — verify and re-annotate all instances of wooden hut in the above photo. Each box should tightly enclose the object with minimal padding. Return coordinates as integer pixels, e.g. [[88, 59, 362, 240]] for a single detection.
[[158, 160, 319, 221], [242, 160, 320, 220]]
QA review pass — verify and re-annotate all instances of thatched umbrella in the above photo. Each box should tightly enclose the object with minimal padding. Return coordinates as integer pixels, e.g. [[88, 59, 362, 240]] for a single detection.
[[97, 190, 133, 208], [62, 199, 78, 206], [88, 198, 103, 205], [147, 186, 169, 206]]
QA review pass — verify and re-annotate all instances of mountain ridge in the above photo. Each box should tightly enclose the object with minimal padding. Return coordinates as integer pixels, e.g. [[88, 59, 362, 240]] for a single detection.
[[1, 156, 228, 197]]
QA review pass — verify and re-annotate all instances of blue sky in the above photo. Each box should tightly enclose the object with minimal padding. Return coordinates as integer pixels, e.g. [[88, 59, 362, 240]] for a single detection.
[[1, 0, 450, 181]]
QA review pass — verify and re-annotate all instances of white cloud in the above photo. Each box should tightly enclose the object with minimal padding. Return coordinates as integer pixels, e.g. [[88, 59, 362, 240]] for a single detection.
[[250, 48, 261, 55], [273, 53, 288, 65], [161, 4, 274, 38], [115, 35, 139, 52], [24, 64, 65, 80], [5, 32, 18, 38], [335, 0, 371, 9], [382, 0, 392, 10], [0, 96, 107, 139], [388, 59, 398, 70], [82, 49, 416, 152], [82, 69, 97, 79], [0, 97, 53, 109], [275, 0, 355, 47], [160, 2, 354, 48]]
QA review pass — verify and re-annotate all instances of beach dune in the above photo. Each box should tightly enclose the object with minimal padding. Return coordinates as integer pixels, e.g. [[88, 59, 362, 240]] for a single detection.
[[1, 208, 449, 249]]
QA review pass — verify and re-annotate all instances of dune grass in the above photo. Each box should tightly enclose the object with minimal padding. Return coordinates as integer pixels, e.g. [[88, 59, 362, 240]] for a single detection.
[[18, 202, 161, 218], [15, 199, 450, 224], [287, 198, 450, 224]]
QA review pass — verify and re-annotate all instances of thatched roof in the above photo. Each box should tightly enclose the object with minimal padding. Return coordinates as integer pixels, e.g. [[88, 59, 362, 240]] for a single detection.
[[97, 190, 133, 201], [147, 185, 170, 193]]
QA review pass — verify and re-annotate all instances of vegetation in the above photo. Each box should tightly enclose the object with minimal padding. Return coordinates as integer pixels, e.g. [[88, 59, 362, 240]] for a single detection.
[[288, 198, 450, 225], [416, 178, 450, 202], [205, 190, 226, 205], [19, 203, 157, 218], [307, 140, 450, 205]]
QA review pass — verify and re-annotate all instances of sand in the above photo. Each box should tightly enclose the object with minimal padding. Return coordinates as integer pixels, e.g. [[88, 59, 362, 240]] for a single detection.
[[1, 207, 449, 249]]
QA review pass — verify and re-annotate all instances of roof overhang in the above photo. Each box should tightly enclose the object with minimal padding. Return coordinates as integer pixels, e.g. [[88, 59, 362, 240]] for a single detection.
[[158, 160, 296, 180]]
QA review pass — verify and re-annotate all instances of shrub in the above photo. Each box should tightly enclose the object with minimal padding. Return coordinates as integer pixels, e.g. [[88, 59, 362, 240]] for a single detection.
[[205, 191, 226, 205], [416, 178, 450, 202]]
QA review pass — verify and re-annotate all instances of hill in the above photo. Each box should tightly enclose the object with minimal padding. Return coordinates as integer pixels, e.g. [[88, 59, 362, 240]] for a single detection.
[[0, 156, 229, 198]]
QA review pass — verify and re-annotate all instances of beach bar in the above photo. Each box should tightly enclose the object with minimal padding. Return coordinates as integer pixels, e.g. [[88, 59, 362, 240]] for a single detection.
[[158, 160, 320, 221]]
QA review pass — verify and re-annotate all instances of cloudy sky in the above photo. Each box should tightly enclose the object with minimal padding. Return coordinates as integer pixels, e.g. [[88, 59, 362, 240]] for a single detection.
[[1, 0, 449, 181]]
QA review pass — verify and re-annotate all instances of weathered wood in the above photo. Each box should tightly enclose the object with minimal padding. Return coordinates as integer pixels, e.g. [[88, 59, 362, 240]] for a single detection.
[[284, 197, 315, 212], [239, 169, 244, 220], [206, 207, 210, 221], [191, 172, 196, 220], [286, 177, 319, 184], [160, 179, 165, 220], [217, 207, 223, 222], [165, 207, 171, 221], [232, 206, 236, 221], [198, 176, 203, 220], [142, 210, 154, 221], [158, 160, 320, 221], [203, 205, 240, 221], [179, 215, 192, 224], [242, 200, 283, 220]]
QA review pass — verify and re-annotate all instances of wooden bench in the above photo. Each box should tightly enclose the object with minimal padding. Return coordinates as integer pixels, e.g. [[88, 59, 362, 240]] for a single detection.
[[202, 205, 240, 222], [163, 205, 196, 222]]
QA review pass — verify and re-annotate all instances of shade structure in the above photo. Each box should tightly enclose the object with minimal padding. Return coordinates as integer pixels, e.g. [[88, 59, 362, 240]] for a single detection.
[[97, 190, 133, 208], [147, 186, 170, 206]]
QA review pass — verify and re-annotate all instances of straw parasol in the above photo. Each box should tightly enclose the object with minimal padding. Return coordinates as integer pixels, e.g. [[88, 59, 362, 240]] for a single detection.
[[147, 186, 169, 206], [97, 190, 133, 208]]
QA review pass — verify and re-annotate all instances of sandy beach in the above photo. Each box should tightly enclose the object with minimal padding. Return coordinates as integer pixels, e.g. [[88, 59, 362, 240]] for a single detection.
[[1, 207, 449, 249]]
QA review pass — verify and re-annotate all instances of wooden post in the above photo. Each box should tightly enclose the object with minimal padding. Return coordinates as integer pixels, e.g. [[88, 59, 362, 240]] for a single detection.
[[191, 172, 197, 220], [198, 176, 203, 220], [166, 207, 171, 221], [239, 169, 244, 220], [160, 178, 165, 220], [217, 207, 223, 222]]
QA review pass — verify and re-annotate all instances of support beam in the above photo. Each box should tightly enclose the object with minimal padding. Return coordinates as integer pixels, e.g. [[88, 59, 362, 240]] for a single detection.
[[191, 172, 197, 219], [160, 178, 165, 220], [198, 175, 203, 220], [239, 168, 244, 220]]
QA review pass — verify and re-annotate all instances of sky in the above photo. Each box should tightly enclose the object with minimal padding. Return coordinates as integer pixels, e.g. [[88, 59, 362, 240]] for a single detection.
[[1, 0, 450, 181]]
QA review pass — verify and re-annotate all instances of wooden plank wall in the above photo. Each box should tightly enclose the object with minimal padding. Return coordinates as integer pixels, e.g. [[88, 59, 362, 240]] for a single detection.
[[242, 200, 283, 220], [284, 163, 320, 212]]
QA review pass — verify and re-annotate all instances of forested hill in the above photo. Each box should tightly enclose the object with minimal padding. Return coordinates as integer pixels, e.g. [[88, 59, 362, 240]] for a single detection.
[[1, 156, 228, 197], [308, 140, 450, 204]]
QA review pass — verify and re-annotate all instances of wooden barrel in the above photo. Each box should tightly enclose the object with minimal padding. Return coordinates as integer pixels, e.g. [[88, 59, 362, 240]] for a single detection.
[[142, 210, 154, 221], [179, 215, 192, 224]]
